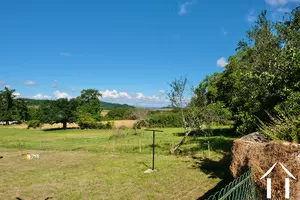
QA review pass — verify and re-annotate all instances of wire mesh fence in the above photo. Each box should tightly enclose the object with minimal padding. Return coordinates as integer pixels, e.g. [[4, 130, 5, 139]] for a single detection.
[[206, 170, 256, 200]]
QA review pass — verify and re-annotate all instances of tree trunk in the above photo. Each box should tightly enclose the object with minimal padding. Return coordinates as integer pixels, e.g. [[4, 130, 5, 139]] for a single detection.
[[63, 121, 67, 129], [172, 130, 192, 152], [5, 121, 9, 125]]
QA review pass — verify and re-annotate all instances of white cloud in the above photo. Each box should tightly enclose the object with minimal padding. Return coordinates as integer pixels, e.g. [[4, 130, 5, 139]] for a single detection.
[[178, 1, 194, 16], [100, 89, 170, 107], [53, 90, 71, 99], [136, 92, 145, 99], [51, 80, 58, 88], [70, 88, 75, 92], [265, 0, 300, 6], [3, 84, 10, 88], [60, 52, 72, 56], [247, 9, 257, 22], [24, 80, 37, 86], [216, 57, 228, 67], [13, 92, 21, 97], [119, 92, 132, 99], [100, 89, 120, 98], [33, 94, 51, 99]]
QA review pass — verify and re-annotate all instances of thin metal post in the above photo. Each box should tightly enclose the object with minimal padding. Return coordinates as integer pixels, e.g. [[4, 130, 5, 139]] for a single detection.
[[152, 131, 155, 170], [145, 129, 163, 172]]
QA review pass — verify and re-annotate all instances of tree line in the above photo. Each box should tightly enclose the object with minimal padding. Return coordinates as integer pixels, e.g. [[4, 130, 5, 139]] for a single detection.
[[0, 88, 106, 129], [188, 7, 300, 135]]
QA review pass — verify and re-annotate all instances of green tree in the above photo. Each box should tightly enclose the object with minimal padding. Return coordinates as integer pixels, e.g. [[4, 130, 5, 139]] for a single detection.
[[0, 87, 27, 124], [39, 98, 79, 129], [215, 7, 300, 135], [77, 89, 102, 121]]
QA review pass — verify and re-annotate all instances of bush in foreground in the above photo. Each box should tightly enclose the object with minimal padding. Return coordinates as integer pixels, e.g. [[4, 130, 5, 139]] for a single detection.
[[27, 120, 43, 129]]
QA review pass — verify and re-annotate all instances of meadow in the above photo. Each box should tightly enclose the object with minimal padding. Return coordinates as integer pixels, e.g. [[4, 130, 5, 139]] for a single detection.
[[0, 126, 234, 200]]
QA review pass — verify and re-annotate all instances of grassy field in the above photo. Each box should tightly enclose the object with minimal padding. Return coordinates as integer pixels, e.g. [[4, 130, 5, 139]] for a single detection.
[[0, 127, 234, 200]]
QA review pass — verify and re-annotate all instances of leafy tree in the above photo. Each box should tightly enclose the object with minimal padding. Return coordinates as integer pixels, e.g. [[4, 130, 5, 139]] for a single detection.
[[39, 98, 79, 129], [214, 8, 300, 135], [106, 108, 128, 120], [0, 87, 27, 124], [77, 89, 102, 121]]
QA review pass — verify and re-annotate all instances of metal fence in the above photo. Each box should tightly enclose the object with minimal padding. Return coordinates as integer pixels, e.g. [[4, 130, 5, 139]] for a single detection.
[[206, 170, 256, 200]]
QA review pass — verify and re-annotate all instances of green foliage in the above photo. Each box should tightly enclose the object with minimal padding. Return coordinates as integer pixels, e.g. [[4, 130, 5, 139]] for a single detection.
[[39, 98, 79, 129], [192, 7, 300, 135], [275, 92, 300, 115], [145, 112, 182, 128], [27, 107, 41, 120], [259, 113, 300, 143], [106, 108, 129, 120], [100, 101, 134, 109], [0, 87, 28, 124], [77, 89, 101, 121], [27, 120, 43, 129], [133, 119, 148, 129]]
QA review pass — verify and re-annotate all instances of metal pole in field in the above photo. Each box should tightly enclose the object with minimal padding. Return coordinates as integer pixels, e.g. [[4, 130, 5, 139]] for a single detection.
[[152, 130, 155, 170], [145, 129, 163, 171]]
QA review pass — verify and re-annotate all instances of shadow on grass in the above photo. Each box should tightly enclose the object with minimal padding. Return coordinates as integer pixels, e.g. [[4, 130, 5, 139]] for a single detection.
[[173, 127, 236, 137], [194, 153, 233, 200], [42, 127, 80, 132]]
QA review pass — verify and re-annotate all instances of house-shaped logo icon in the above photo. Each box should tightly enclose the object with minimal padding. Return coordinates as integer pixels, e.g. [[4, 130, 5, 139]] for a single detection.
[[260, 162, 296, 199]]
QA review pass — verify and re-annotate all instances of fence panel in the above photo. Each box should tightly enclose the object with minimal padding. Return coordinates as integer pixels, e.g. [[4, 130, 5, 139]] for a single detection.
[[206, 170, 256, 200]]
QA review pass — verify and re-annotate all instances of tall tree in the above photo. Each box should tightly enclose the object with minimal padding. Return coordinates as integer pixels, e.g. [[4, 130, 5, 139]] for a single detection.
[[215, 8, 300, 135], [77, 89, 102, 121], [39, 98, 79, 129], [0, 87, 27, 124]]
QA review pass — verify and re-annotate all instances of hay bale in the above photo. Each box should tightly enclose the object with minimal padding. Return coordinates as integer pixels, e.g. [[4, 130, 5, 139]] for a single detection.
[[230, 134, 300, 199]]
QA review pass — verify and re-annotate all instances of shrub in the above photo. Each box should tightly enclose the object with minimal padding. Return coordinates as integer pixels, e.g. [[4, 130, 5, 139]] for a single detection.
[[27, 120, 43, 129], [133, 120, 148, 129], [77, 115, 113, 129], [146, 112, 182, 128], [259, 113, 300, 143], [106, 108, 129, 120]]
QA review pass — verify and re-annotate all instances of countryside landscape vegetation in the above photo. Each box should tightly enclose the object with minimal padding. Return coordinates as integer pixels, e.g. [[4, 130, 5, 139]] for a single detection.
[[1, 1, 300, 200]]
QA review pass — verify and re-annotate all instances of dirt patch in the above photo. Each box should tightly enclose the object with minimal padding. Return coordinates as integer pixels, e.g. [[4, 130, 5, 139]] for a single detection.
[[113, 120, 137, 128]]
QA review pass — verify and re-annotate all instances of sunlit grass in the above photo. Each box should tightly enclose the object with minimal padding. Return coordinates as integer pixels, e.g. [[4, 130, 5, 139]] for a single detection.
[[0, 127, 234, 199]]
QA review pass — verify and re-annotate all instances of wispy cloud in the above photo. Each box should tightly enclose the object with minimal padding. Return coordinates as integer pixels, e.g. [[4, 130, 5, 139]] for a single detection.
[[178, 1, 195, 16], [247, 9, 257, 23], [216, 57, 228, 67], [100, 89, 170, 107], [33, 94, 51, 99], [24, 80, 37, 86], [60, 52, 72, 57], [276, 7, 291, 12], [265, 0, 300, 6], [53, 90, 71, 99], [51, 80, 58, 88]]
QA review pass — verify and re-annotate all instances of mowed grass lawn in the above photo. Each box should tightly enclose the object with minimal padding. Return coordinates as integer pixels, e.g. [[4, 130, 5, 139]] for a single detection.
[[0, 127, 234, 200]]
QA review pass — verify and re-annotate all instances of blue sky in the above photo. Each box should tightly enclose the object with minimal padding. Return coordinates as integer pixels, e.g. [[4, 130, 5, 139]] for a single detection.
[[1, 0, 299, 107]]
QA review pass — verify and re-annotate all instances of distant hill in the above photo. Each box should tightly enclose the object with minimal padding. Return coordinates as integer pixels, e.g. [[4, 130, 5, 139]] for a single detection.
[[101, 101, 134, 109], [20, 98, 135, 109]]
